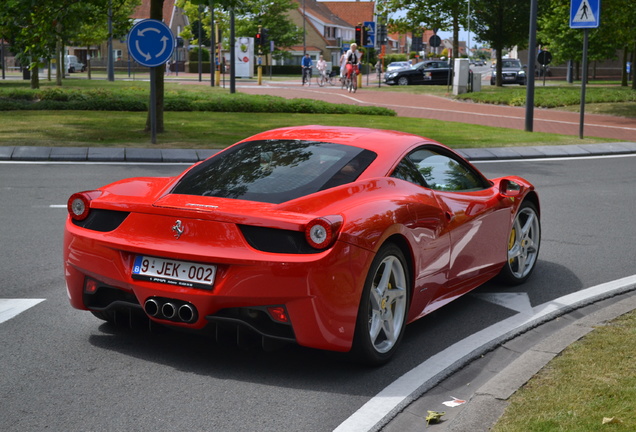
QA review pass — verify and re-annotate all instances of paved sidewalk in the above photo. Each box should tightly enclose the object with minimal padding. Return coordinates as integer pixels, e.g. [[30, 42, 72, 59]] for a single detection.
[[235, 79, 636, 142]]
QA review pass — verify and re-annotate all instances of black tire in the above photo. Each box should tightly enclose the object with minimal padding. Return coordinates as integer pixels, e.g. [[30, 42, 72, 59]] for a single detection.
[[352, 243, 410, 365], [498, 200, 541, 285], [397, 76, 409, 86], [348, 74, 357, 93]]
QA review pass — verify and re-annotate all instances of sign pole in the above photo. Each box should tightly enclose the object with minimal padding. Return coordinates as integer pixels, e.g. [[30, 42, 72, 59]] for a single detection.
[[579, 29, 589, 139], [150, 67, 157, 144], [525, 0, 538, 132], [569, 0, 601, 139], [127, 19, 175, 144]]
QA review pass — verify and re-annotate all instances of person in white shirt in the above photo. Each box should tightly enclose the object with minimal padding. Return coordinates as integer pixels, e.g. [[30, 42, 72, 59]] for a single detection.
[[339, 52, 347, 78], [344, 43, 360, 80], [316, 55, 327, 79]]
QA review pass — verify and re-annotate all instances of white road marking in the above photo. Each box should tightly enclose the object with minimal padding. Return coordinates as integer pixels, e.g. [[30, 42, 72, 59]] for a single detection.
[[473, 292, 534, 315], [0, 299, 46, 324], [334, 274, 636, 432]]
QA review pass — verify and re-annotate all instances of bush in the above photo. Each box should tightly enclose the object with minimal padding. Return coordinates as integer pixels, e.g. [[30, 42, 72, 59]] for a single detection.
[[0, 86, 396, 116], [383, 54, 409, 65], [188, 47, 211, 62]]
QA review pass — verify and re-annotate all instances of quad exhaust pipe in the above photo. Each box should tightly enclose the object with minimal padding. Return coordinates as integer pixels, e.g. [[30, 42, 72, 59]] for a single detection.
[[178, 304, 196, 323], [161, 302, 177, 319], [144, 297, 197, 323]]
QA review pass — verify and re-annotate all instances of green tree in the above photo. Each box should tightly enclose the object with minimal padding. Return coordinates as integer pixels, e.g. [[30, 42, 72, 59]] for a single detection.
[[0, 0, 138, 88], [73, 0, 140, 80], [470, 0, 531, 86], [378, 0, 466, 60], [1, 0, 59, 89], [176, 0, 301, 64], [538, 0, 636, 85], [234, 0, 302, 63]]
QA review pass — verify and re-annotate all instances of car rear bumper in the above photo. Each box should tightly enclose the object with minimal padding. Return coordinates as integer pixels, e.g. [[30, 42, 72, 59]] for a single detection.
[[64, 219, 374, 352]]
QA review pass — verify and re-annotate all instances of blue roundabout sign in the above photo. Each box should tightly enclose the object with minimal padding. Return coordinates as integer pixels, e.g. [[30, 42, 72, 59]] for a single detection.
[[127, 19, 175, 67]]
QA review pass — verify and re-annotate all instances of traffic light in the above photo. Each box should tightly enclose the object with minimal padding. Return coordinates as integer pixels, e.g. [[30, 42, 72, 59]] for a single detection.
[[378, 24, 388, 45], [355, 24, 364, 46], [261, 28, 269, 47], [255, 32, 263, 46]]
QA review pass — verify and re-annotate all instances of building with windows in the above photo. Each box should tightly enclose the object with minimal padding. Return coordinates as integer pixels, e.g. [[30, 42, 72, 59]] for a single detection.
[[284, 0, 375, 68], [65, 0, 188, 72]]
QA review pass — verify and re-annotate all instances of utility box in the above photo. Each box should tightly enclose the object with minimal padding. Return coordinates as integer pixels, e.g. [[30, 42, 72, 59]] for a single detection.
[[453, 58, 469, 95], [472, 72, 481, 92]]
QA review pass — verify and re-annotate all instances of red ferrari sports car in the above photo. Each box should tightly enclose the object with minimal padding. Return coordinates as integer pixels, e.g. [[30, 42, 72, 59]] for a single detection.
[[64, 126, 540, 364]]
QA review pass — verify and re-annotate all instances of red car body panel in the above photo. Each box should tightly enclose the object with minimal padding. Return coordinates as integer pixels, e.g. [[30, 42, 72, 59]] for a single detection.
[[64, 125, 538, 353]]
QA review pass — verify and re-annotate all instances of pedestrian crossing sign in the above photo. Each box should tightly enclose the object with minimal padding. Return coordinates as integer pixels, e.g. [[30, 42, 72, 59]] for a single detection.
[[570, 0, 600, 28]]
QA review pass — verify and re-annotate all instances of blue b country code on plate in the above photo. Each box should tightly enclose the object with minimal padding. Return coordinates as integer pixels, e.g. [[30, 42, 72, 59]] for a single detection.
[[132, 255, 216, 289]]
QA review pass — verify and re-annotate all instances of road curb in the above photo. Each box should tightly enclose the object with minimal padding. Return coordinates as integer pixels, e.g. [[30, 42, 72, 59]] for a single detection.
[[0, 146, 220, 163], [444, 292, 636, 431], [2, 143, 636, 163], [380, 285, 636, 432]]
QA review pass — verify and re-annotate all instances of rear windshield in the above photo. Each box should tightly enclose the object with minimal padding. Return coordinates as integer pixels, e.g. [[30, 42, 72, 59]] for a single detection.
[[171, 139, 376, 204]]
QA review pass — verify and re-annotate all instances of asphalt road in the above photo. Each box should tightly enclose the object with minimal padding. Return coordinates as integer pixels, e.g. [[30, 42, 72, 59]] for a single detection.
[[1, 154, 634, 431]]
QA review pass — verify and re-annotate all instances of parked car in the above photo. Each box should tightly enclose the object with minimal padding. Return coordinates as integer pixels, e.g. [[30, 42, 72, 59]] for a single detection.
[[64, 125, 541, 365], [386, 61, 410, 72], [65, 55, 86, 73], [490, 58, 527, 85], [385, 60, 452, 85]]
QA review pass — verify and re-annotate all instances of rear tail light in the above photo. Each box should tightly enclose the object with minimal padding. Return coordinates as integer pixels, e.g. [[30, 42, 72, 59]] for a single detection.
[[68, 190, 102, 221], [83, 278, 99, 294], [304, 216, 343, 250], [267, 306, 289, 323]]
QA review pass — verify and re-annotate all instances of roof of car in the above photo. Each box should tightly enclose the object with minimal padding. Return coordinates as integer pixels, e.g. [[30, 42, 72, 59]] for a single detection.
[[238, 125, 439, 158]]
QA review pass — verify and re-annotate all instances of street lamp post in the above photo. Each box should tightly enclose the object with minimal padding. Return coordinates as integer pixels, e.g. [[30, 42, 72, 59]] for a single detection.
[[525, 0, 538, 132], [107, 0, 114, 82], [210, 1, 215, 87], [467, 0, 470, 57], [302, 0, 306, 55]]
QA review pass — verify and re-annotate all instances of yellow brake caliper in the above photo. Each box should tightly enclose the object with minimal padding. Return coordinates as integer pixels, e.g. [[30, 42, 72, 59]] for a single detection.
[[508, 228, 517, 263]]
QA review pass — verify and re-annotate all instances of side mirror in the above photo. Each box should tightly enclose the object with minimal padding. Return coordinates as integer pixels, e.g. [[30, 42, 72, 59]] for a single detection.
[[499, 178, 522, 197]]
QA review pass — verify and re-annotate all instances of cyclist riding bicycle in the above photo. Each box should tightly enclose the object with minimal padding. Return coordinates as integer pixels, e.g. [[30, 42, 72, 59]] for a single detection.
[[301, 53, 313, 85], [344, 43, 360, 80], [316, 55, 327, 79]]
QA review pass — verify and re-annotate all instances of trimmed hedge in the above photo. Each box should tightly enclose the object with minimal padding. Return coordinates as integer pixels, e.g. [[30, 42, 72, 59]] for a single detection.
[[0, 87, 396, 116]]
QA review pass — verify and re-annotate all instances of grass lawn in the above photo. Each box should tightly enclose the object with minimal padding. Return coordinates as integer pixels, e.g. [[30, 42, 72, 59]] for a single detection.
[[493, 310, 636, 432], [0, 77, 625, 149], [0, 110, 612, 149]]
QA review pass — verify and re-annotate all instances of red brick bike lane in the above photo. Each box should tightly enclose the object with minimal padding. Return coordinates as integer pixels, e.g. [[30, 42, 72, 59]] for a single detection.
[[233, 81, 636, 142]]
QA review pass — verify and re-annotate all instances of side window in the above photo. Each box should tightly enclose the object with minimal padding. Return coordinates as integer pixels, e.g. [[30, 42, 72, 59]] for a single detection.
[[407, 148, 488, 192], [391, 159, 426, 187]]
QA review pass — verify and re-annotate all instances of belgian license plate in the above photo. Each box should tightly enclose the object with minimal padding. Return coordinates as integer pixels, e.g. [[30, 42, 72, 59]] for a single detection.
[[132, 256, 216, 290]]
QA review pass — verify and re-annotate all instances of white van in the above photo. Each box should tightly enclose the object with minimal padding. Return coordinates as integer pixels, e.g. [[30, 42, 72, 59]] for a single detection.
[[65, 55, 86, 73]]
